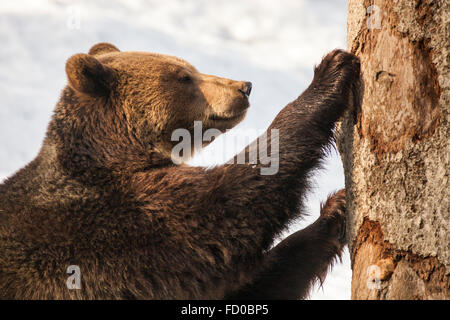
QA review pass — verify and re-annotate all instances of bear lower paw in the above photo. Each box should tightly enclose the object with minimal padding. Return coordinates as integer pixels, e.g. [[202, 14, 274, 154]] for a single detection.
[[318, 188, 347, 249]]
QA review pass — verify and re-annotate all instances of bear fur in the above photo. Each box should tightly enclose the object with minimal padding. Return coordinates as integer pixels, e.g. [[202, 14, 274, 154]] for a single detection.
[[0, 43, 361, 299]]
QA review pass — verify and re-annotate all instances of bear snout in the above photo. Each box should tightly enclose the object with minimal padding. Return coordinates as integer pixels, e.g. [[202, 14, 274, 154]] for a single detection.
[[239, 81, 252, 98]]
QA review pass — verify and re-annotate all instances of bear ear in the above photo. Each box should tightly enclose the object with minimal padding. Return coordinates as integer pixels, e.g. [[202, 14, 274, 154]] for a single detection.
[[88, 42, 120, 56], [65, 53, 117, 97]]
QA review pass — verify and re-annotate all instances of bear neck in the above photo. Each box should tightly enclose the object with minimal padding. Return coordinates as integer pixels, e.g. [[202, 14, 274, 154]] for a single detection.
[[47, 88, 174, 182]]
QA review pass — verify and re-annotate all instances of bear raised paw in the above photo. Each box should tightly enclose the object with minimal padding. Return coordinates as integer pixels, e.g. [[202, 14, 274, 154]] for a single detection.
[[0, 44, 361, 299]]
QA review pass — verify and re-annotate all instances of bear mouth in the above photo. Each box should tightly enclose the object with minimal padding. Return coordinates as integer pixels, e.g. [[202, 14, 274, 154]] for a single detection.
[[209, 110, 246, 122]]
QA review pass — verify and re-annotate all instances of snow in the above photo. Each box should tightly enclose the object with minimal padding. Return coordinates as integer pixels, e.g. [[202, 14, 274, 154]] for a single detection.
[[0, 0, 350, 299]]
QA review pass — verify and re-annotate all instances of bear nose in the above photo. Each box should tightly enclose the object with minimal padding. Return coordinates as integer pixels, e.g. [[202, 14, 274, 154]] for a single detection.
[[239, 82, 252, 98]]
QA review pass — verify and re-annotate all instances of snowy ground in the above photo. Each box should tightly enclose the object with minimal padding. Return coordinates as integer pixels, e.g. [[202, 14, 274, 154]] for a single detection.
[[0, 0, 351, 299]]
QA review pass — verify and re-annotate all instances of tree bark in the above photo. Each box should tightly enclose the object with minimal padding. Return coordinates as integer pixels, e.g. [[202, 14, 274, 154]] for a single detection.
[[339, 0, 449, 299]]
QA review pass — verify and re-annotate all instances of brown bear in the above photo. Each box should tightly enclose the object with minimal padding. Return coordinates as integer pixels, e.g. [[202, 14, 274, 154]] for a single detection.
[[0, 43, 361, 299]]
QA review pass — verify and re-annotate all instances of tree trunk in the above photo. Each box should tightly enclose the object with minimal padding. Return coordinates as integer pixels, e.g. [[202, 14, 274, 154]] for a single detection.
[[339, 0, 449, 299]]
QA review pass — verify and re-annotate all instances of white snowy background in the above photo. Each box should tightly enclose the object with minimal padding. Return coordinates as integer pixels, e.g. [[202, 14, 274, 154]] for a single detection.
[[0, 0, 351, 299]]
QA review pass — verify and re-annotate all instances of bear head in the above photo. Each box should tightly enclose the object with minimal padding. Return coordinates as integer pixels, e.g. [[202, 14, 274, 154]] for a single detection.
[[51, 43, 252, 177]]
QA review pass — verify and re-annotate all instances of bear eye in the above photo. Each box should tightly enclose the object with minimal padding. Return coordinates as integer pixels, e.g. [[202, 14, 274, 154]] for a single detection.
[[178, 73, 193, 83]]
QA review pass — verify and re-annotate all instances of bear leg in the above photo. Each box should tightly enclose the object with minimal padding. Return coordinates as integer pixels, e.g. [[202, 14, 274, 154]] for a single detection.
[[226, 189, 347, 300]]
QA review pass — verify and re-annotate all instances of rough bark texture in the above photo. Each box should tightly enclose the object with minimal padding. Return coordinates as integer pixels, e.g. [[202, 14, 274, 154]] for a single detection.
[[339, 0, 449, 299]]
